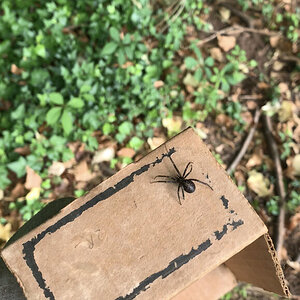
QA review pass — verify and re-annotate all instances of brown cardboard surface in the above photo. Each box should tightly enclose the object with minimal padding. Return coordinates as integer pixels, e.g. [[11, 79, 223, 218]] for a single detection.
[[225, 234, 290, 297], [2, 128, 271, 299], [171, 264, 237, 300]]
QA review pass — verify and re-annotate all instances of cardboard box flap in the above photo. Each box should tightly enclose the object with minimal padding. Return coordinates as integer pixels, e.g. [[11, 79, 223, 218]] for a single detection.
[[225, 233, 290, 297], [171, 264, 237, 300], [2, 128, 277, 300]]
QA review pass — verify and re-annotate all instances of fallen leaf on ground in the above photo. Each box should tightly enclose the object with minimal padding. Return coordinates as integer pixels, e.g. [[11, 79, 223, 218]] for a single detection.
[[273, 61, 285, 71], [183, 73, 198, 87], [246, 100, 258, 110], [210, 47, 224, 62], [247, 170, 273, 197], [11, 64, 23, 75], [92, 147, 115, 164], [0, 223, 12, 242], [117, 148, 135, 158], [25, 166, 42, 190], [26, 187, 41, 201], [215, 114, 233, 127], [217, 35, 236, 52], [257, 82, 270, 89], [270, 35, 281, 48], [11, 182, 25, 200], [0, 189, 3, 201], [246, 152, 263, 169], [292, 154, 300, 176], [279, 101, 293, 122], [72, 160, 95, 182], [278, 82, 289, 94], [147, 137, 166, 150], [162, 116, 182, 134], [14, 146, 30, 155], [153, 80, 164, 88], [63, 158, 76, 169], [48, 161, 66, 176], [219, 7, 231, 22]]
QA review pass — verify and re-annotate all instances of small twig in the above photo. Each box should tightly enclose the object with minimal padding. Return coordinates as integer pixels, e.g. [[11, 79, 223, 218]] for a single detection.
[[227, 109, 261, 173], [197, 25, 280, 46], [239, 94, 263, 100], [159, 0, 186, 34], [262, 114, 286, 260]]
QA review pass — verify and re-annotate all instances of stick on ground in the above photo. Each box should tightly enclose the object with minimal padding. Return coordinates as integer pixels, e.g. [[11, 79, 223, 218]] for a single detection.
[[262, 114, 286, 260], [227, 109, 261, 173]]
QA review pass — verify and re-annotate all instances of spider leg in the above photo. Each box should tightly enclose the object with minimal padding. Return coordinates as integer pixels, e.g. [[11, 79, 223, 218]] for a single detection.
[[177, 185, 182, 205], [150, 180, 176, 184], [154, 175, 175, 180], [181, 186, 185, 200], [183, 162, 193, 178], [165, 144, 182, 177], [190, 179, 213, 191]]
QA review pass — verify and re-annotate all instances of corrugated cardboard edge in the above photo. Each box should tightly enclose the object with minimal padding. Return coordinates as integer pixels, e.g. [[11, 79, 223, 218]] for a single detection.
[[264, 233, 291, 298]]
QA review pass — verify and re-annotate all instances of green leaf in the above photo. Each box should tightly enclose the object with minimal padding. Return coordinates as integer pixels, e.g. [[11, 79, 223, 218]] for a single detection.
[[109, 27, 120, 42], [123, 34, 131, 45], [194, 69, 203, 82], [184, 57, 198, 69], [61, 110, 73, 135], [30, 69, 50, 87], [80, 85, 91, 93], [124, 46, 133, 60], [7, 157, 27, 178], [101, 42, 118, 56], [37, 94, 47, 106], [118, 121, 133, 135], [67, 97, 84, 109], [35, 44, 46, 58], [128, 136, 144, 151], [62, 148, 74, 162], [11, 104, 25, 120], [117, 49, 126, 65], [49, 93, 64, 105], [46, 107, 62, 125], [102, 123, 114, 135], [205, 57, 214, 67], [0, 166, 11, 189]]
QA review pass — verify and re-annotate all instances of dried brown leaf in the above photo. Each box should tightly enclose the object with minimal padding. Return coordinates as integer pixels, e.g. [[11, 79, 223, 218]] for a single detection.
[[247, 170, 273, 197], [292, 154, 300, 176], [217, 35, 236, 52], [270, 35, 281, 48], [14, 146, 31, 155], [279, 101, 293, 122], [210, 47, 224, 62], [72, 161, 94, 182], [0, 223, 12, 242], [147, 137, 166, 150], [153, 80, 164, 88], [117, 148, 135, 158], [11, 182, 25, 200], [25, 166, 42, 190], [48, 161, 66, 176], [11, 64, 23, 75], [92, 147, 115, 164]]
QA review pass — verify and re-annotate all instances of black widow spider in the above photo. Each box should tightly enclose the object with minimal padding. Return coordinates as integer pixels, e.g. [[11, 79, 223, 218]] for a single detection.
[[151, 147, 213, 205]]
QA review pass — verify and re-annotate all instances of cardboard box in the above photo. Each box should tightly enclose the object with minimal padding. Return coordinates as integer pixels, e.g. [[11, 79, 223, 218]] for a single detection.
[[1, 127, 290, 299]]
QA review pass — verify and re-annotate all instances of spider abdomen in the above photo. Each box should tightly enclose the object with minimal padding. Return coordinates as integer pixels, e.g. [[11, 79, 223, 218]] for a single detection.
[[183, 180, 195, 193]]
